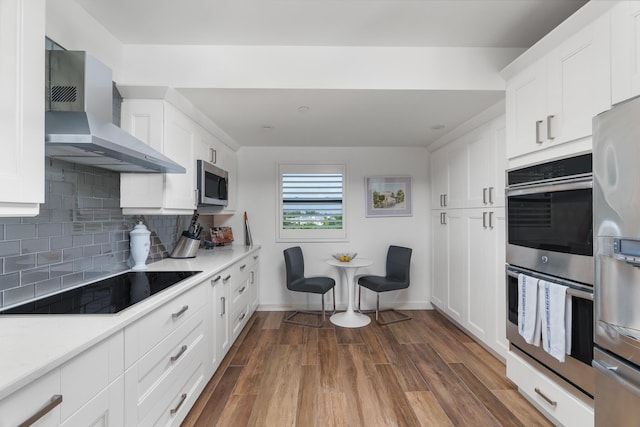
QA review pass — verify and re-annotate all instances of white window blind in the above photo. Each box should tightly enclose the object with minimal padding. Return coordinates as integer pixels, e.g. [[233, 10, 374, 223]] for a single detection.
[[277, 163, 347, 241], [282, 173, 343, 229]]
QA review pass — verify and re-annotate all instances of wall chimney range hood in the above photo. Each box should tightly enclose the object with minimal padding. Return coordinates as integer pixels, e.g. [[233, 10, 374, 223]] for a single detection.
[[45, 50, 185, 174]]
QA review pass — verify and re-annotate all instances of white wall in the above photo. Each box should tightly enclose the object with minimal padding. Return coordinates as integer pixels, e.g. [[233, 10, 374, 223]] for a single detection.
[[224, 146, 431, 311], [46, 0, 123, 78]]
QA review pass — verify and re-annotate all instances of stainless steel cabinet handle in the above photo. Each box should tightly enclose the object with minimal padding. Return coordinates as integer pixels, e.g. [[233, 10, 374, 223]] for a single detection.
[[239, 286, 246, 294], [18, 394, 63, 427], [535, 120, 544, 144], [482, 212, 488, 228], [170, 345, 188, 362], [250, 271, 255, 284], [483, 187, 488, 205], [223, 275, 232, 282], [253, 255, 259, 260], [547, 115, 556, 140], [489, 211, 494, 229], [240, 264, 247, 270], [534, 387, 557, 407], [239, 311, 246, 321], [170, 393, 188, 415], [209, 148, 216, 164], [439, 194, 444, 207], [488, 187, 494, 204], [221, 296, 226, 316], [212, 275, 222, 283], [443, 194, 447, 207], [172, 305, 189, 319]]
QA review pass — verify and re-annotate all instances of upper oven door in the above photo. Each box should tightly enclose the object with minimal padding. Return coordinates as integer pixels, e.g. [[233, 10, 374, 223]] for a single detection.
[[507, 179, 594, 284]]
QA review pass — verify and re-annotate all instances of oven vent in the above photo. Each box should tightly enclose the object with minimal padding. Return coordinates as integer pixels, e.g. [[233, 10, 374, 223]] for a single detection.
[[51, 85, 77, 103]]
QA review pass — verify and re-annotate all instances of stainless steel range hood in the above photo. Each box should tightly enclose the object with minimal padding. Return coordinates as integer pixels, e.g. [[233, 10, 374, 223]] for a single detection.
[[45, 50, 185, 174]]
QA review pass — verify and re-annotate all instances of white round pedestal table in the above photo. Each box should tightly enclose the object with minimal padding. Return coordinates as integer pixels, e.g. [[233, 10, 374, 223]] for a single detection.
[[326, 258, 373, 328]]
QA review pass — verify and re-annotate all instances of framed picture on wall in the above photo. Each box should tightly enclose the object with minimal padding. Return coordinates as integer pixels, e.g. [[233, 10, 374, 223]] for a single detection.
[[365, 176, 412, 217]]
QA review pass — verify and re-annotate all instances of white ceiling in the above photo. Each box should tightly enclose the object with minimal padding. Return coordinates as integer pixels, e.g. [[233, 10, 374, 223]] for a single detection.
[[75, 0, 588, 149]]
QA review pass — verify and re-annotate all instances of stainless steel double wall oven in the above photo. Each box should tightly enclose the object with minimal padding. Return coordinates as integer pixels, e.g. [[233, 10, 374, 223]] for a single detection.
[[506, 153, 595, 398]]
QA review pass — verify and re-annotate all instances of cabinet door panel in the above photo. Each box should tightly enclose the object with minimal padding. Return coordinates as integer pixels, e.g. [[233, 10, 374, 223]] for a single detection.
[[466, 210, 491, 342], [446, 210, 466, 323], [430, 211, 448, 310], [430, 148, 448, 208], [0, 0, 45, 215], [505, 59, 547, 160], [447, 140, 468, 209], [164, 111, 196, 210], [612, 1, 640, 103], [492, 209, 508, 357], [466, 124, 493, 208], [547, 14, 611, 144]]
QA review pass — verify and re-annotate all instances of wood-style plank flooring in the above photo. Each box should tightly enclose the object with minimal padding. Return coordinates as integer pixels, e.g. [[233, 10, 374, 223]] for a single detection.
[[182, 310, 552, 427]]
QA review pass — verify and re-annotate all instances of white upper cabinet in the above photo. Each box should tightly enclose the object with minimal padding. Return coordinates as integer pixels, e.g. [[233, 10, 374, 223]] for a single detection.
[[120, 95, 237, 215], [612, 1, 640, 104], [430, 114, 506, 210], [505, 12, 611, 161], [0, 0, 45, 217]]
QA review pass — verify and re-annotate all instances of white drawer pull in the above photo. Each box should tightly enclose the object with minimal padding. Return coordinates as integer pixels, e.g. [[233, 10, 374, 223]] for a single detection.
[[18, 394, 63, 427], [223, 275, 232, 282], [172, 305, 189, 319], [239, 286, 246, 294], [170, 393, 187, 415], [240, 264, 247, 270], [534, 387, 557, 407], [170, 345, 188, 362]]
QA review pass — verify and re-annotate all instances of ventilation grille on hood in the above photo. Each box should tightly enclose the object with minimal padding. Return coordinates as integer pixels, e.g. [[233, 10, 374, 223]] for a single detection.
[[45, 50, 185, 174]]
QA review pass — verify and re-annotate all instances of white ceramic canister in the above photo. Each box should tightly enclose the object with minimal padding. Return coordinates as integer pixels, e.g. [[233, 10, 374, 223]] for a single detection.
[[130, 221, 151, 270]]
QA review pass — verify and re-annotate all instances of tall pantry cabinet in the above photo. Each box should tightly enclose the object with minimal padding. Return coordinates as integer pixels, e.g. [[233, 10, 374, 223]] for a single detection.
[[430, 114, 508, 358]]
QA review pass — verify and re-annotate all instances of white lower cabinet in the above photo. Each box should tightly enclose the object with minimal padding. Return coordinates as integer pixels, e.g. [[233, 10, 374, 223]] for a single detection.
[[507, 351, 593, 427], [0, 370, 61, 427], [431, 207, 506, 358], [124, 308, 207, 426], [0, 250, 260, 427], [209, 269, 230, 375], [0, 333, 124, 427]]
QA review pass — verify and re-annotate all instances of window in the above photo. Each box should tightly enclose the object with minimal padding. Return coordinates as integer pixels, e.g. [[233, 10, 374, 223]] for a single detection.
[[277, 163, 347, 241]]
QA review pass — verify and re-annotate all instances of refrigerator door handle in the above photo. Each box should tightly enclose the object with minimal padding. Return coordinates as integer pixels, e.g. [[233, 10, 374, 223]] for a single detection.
[[594, 358, 640, 395]]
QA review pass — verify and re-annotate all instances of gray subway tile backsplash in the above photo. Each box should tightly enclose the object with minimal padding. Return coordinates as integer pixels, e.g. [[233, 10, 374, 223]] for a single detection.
[[0, 158, 193, 308]]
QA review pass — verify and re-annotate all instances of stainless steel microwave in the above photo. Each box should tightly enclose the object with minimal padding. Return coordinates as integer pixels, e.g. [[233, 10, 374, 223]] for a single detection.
[[196, 160, 228, 207]]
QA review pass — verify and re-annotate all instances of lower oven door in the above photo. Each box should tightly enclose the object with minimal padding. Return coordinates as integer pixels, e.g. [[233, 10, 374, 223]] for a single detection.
[[506, 266, 594, 397], [594, 347, 640, 427]]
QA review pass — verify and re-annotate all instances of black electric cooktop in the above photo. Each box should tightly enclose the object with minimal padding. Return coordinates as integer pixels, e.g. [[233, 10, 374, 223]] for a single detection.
[[0, 271, 202, 315]]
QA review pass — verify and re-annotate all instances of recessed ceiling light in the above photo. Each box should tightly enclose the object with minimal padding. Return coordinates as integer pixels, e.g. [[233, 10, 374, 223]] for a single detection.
[[431, 124, 445, 130], [297, 106, 310, 113]]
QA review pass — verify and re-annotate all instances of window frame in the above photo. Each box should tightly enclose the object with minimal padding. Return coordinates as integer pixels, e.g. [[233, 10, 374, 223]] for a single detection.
[[276, 163, 348, 242]]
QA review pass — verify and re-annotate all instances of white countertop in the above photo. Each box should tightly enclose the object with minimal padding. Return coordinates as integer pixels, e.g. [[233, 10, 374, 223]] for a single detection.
[[0, 244, 260, 401]]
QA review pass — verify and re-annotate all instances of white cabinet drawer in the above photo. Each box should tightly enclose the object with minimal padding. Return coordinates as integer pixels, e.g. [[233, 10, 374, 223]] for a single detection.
[[506, 351, 593, 427], [124, 283, 207, 366], [0, 370, 60, 427], [230, 301, 251, 342], [125, 307, 206, 403], [125, 310, 207, 427]]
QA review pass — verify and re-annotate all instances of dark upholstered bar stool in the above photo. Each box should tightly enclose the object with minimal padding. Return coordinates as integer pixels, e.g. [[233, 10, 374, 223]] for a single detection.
[[357, 245, 412, 325], [283, 246, 336, 327]]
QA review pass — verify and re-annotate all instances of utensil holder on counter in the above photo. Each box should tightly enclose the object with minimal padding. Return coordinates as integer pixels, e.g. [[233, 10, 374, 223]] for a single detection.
[[170, 231, 200, 258]]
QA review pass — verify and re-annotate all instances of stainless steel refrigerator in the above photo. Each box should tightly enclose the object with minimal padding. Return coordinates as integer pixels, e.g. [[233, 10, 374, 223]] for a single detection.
[[593, 94, 640, 426]]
